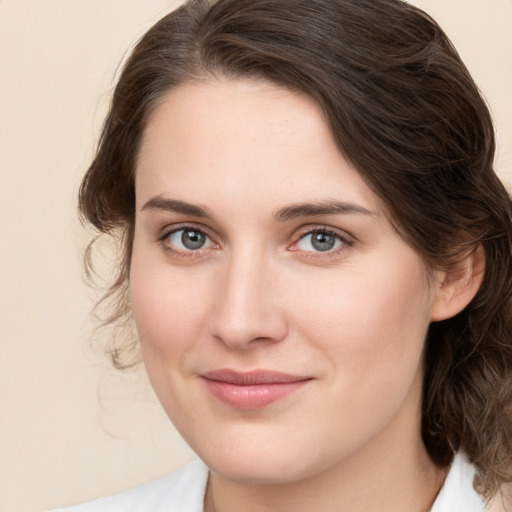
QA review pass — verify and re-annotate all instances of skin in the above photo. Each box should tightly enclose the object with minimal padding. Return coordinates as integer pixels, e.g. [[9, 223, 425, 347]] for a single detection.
[[130, 78, 480, 512]]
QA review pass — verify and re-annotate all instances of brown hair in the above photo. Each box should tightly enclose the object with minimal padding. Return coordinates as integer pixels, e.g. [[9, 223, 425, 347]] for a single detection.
[[80, 0, 512, 500]]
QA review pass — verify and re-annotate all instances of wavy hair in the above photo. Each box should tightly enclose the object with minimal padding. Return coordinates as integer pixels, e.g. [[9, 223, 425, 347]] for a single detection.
[[79, 0, 512, 500]]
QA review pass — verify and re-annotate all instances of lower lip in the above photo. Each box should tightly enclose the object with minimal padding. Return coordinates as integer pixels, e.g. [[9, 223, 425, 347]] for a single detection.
[[202, 379, 309, 409]]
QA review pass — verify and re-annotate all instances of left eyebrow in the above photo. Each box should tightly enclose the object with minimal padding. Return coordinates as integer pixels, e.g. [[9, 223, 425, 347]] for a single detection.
[[273, 200, 375, 222]]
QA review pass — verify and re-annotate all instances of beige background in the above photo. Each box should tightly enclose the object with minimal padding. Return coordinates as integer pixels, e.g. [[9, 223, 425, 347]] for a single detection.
[[1, 1, 511, 511]]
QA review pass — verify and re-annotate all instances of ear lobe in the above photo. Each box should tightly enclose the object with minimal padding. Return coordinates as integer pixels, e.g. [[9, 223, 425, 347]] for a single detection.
[[430, 244, 485, 322]]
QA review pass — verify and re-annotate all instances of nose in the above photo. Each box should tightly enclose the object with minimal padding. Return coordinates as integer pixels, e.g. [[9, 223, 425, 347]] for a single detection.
[[208, 253, 288, 350]]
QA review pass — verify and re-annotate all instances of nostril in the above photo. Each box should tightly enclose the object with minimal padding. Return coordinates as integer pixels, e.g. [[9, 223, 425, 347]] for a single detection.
[[252, 337, 273, 344]]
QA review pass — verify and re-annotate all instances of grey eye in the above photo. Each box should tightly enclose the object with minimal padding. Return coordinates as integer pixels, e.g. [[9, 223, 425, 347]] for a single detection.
[[297, 231, 343, 252], [168, 228, 210, 250]]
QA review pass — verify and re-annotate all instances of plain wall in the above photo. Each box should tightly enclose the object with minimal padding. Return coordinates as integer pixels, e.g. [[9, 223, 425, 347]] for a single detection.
[[0, 1, 510, 511]]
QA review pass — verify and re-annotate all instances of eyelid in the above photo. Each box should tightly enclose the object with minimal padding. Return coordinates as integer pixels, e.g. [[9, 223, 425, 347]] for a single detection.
[[157, 223, 220, 254], [157, 221, 212, 240], [155, 222, 354, 258], [295, 224, 354, 242], [288, 225, 354, 254]]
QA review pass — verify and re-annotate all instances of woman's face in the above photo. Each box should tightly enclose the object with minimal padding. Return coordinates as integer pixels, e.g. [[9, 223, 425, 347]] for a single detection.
[[131, 79, 443, 483]]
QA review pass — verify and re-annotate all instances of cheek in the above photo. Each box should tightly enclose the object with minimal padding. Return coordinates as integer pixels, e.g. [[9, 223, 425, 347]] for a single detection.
[[129, 249, 210, 365], [287, 256, 433, 388], [129, 254, 215, 423], [291, 258, 433, 448]]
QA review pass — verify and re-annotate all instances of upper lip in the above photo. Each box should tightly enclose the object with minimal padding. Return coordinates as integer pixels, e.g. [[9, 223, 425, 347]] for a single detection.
[[201, 369, 312, 385]]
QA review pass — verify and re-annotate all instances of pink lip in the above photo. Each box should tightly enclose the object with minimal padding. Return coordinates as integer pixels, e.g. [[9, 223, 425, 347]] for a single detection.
[[201, 369, 312, 409]]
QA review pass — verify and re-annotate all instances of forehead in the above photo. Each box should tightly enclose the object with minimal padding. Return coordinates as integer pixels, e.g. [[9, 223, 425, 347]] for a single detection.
[[135, 78, 381, 215], [139, 78, 330, 169]]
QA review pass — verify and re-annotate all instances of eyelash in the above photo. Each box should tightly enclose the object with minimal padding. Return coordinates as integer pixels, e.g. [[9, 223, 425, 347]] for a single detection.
[[157, 224, 218, 258], [156, 224, 353, 259], [290, 227, 353, 258]]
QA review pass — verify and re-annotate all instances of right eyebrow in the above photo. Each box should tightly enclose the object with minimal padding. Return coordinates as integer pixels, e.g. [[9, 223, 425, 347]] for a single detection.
[[141, 196, 214, 220]]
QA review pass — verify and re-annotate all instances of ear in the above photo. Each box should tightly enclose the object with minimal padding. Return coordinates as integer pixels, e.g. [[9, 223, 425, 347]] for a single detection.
[[430, 244, 485, 322]]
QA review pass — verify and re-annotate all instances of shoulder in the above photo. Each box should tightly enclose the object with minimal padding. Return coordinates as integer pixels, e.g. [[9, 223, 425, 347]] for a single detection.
[[48, 459, 209, 512], [431, 452, 487, 512]]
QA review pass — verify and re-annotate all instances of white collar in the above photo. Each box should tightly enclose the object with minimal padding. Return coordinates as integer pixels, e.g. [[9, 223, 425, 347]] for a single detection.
[[430, 452, 486, 512], [52, 452, 486, 511]]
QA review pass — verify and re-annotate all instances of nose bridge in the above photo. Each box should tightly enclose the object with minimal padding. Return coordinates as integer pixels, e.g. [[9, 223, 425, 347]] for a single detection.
[[209, 245, 287, 348]]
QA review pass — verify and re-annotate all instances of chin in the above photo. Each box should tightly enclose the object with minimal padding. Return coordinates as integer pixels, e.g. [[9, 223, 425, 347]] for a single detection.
[[205, 452, 315, 485], [186, 421, 341, 485]]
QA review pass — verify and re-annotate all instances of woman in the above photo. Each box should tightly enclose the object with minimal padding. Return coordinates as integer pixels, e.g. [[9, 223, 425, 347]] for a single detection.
[[54, 0, 512, 510]]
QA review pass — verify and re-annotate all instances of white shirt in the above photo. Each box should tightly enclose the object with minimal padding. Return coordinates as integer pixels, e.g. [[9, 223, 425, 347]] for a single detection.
[[431, 453, 487, 512], [51, 452, 486, 512]]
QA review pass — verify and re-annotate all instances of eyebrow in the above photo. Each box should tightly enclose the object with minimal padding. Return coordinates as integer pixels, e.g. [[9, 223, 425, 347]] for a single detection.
[[272, 200, 375, 222], [141, 196, 214, 219], [141, 196, 375, 222]]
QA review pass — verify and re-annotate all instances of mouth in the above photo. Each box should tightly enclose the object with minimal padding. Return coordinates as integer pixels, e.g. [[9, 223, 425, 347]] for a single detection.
[[200, 369, 312, 409]]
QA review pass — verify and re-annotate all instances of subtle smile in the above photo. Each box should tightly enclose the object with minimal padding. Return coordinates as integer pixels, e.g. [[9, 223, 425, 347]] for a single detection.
[[201, 369, 313, 409]]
